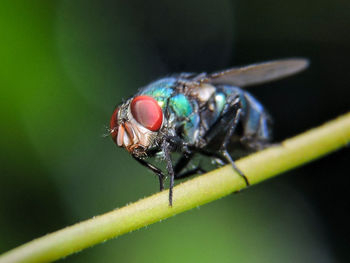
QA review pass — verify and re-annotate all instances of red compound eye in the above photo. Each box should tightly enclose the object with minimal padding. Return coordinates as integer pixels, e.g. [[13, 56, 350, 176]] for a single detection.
[[110, 107, 119, 141], [131, 95, 163, 131]]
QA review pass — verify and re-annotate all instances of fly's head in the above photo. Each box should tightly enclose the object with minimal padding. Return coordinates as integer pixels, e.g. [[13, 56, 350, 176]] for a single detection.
[[110, 95, 164, 157]]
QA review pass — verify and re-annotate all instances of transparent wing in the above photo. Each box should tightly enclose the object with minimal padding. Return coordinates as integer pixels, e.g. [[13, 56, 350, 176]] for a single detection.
[[202, 58, 309, 87]]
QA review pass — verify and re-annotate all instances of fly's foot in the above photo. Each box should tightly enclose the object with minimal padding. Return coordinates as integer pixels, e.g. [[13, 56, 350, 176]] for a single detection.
[[221, 149, 250, 187]]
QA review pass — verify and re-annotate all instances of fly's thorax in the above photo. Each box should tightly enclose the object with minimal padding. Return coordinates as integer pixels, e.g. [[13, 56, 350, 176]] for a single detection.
[[140, 79, 200, 145], [110, 95, 165, 157]]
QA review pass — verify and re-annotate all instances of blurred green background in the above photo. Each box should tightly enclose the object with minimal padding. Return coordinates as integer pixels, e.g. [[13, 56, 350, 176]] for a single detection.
[[1, 0, 349, 262]]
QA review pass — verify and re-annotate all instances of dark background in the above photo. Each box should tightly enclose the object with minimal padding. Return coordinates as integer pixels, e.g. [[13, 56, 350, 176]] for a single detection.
[[0, 1, 349, 262]]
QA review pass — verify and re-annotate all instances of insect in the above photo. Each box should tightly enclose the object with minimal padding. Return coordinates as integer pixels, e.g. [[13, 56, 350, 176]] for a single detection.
[[109, 58, 309, 206]]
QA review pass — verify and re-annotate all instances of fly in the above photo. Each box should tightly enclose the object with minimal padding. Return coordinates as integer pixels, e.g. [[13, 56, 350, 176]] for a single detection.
[[109, 58, 309, 206]]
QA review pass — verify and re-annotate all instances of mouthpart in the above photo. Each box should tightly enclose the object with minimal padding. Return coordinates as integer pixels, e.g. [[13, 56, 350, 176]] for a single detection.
[[112, 119, 156, 153]]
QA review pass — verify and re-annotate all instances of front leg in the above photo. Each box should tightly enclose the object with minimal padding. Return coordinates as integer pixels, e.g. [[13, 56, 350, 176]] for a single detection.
[[133, 156, 165, 191], [162, 140, 175, 206]]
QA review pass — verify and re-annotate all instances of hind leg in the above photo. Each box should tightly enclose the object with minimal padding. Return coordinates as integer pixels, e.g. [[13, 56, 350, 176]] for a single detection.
[[199, 95, 250, 186], [219, 107, 250, 186]]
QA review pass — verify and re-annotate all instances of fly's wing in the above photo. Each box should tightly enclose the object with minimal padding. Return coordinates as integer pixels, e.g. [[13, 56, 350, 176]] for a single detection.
[[202, 58, 309, 87]]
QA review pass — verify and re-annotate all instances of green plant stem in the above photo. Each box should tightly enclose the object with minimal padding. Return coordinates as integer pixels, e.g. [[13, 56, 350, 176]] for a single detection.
[[1, 112, 350, 263]]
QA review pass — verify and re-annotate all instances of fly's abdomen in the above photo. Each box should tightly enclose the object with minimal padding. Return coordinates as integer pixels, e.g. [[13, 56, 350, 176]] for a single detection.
[[242, 91, 272, 144]]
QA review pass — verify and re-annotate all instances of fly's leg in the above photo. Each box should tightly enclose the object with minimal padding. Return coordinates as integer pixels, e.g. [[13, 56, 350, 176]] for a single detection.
[[174, 152, 193, 174], [162, 147, 206, 206], [219, 107, 250, 186], [200, 95, 240, 146], [162, 138, 206, 205], [133, 150, 203, 206], [163, 135, 207, 178], [200, 95, 250, 186], [174, 152, 206, 180], [133, 156, 165, 191], [138, 134, 204, 205], [162, 140, 175, 206]]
